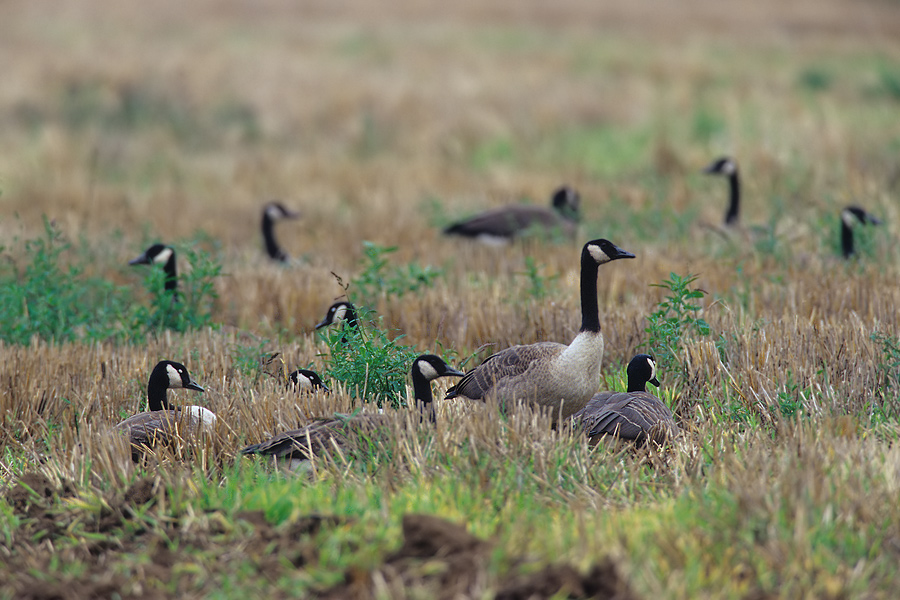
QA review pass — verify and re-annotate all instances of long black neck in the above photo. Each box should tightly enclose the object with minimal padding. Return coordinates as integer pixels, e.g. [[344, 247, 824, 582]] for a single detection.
[[262, 214, 287, 262], [579, 248, 601, 333], [841, 220, 855, 258], [147, 372, 174, 412], [162, 254, 178, 293], [724, 172, 740, 226], [725, 170, 741, 225], [412, 374, 436, 424]]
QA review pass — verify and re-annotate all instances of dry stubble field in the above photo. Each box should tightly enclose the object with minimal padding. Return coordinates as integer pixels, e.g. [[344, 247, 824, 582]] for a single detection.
[[2, 0, 900, 598]]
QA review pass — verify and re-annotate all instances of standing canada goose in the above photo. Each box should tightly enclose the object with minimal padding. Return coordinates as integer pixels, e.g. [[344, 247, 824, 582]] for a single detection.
[[114, 360, 215, 462], [702, 157, 741, 227], [262, 202, 300, 263], [129, 244, 178, 294], [444, 238, 635, 422], [572, 354, 678, 446], [289, 368, 330, 393], [240, 354, 463, 466], [315, 301, 359, 330], [840, 205, 882, 259], [443, 185, 580, 244]]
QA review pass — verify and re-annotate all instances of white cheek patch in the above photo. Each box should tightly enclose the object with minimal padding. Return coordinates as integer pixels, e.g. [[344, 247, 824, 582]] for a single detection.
[[295, 374, 312, 390], [332, 305, 347, 323], [154, 247, 174, 265], [647, 357, 657, 381], [587, 245, 611, 264], [721, 160, 736, 175], [841, 209, 857, 228], [166, 364, 184, 388], [266, 205, 282, 220], [417, 361, 440, 381]]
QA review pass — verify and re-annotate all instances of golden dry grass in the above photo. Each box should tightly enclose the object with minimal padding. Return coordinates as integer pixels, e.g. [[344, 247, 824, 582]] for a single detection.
[[2, 0, 900, 597]]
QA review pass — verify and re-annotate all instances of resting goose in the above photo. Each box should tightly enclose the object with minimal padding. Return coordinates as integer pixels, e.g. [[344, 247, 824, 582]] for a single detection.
[[572, 354, 678, 446], [114, 360, 215, 462], [129, 244, 178, 295], [840, 205, 881, 259], [240, 354, 463, 467], [444, 238, 635, 423], [443, 185, 580, 244], [289, 368, 330, 393]]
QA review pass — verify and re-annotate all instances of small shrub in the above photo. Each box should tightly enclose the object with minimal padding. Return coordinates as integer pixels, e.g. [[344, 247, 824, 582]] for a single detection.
[[352, 241, 442, 305], [643, 272, 714, 376]]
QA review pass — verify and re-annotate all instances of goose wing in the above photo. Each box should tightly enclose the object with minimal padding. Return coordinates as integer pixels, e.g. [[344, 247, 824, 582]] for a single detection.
[[241, 414, 391, 460], [444, 205, 558, 238], [445, 342, 565, 401], [576, 392, 676, 444]]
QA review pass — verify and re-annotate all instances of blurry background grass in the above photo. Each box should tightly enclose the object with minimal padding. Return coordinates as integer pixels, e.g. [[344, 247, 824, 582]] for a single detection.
[[2, 0, 900, 597]]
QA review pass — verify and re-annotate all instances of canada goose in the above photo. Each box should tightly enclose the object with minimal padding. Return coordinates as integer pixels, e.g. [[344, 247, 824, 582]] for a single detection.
[[262, 202, 300, 262], [129, 244, 177, 294], [315, 301, 358, 330], [114, 360, 215, 462], [572, 354, 678, 446], [289, 368, 330, 393], [444, 238, 635, 422], [840, 205, 882, 259], [443, 185, 580, 244], [240, 354, 463, 466], [702, 157, 741, 227]]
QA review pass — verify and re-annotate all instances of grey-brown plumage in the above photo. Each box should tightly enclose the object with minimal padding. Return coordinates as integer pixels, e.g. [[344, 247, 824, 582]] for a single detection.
[[444, 238, 635, 423], [443, 186, 579, 243], [240, 354, 463, 464], [114, 360, 214, 462], [573, 354, 677, 446]]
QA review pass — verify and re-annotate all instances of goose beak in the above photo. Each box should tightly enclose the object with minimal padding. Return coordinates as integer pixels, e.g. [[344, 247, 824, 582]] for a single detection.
[[445, 367, 466, 378], [868, 214, 883, 226], [314, 318, 329, 330], [609, 243, 636, 260], [649, 376, 661, 388], [185, 380, 204, 392], [128, 253, 151, 266]]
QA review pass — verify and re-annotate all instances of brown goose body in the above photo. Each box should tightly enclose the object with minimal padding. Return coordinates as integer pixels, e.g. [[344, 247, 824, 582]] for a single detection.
[[443, 186, 579, 243], [114, 360, 213, 461], [241, 354, 463, 466], [573, 354, 678, 446], [444, 238, 635, 422]]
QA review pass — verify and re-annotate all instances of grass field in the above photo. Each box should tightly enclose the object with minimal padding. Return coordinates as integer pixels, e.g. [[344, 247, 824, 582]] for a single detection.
[[2, 0, 900, 597]]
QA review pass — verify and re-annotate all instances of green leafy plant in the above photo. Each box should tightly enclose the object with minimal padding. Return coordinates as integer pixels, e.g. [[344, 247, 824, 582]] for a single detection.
[[318, 305, 420, 408], [518, 256, 559, 300], [351, 241, 442, 305], [0, 219, 131, 345], [130, 243, 222, 335], [643, 272, 713, 376]]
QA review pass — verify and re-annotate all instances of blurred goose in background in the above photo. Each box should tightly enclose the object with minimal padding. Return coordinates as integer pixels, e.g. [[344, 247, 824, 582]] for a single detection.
[[240, 354, 463, 468], [129, 244, 178, 295], [444, 238, 635, 424], [443, 185, 580, 244], [262, 202, 300, 262], [115, 360, 214, 462], [316, 301, 358, 330], [572, 354, 678, 447], [840, 205, 882, 259], [702, 157, 741, 227]]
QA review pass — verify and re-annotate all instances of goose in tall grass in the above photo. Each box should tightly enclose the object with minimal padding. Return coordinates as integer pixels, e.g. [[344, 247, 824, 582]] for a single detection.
[[240, 354, 463, 467], [572, 354, 678, 446], [444, 238, 635, 423], [262, 202, 300, 263], [315, 301, 358, 330], [129, 244, 178, 295], [443, 185, 580, 244], [289, 368, 330, 393], [840, 205, 882, 259], [114, 360, 215, 462]]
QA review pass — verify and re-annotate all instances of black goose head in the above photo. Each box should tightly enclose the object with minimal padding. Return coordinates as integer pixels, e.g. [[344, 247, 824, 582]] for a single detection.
[[702, 156, 740, 226], [841, 206, 882, 259], [411, 354, 465, 424], [551, 185, 580, 221], [288, 369, 329, 393], [315, 301, 358, 330], [626, 354, 660, 393], [129, 244, 178, 293], [262, 202, 300, 262], [146, 360, 204, 412]]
